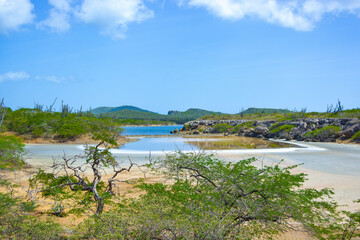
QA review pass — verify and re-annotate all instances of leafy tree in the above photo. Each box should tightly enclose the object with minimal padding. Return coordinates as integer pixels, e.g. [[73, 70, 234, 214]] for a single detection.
[[0, 135, 26, 169], [76, 152, 360, 239]]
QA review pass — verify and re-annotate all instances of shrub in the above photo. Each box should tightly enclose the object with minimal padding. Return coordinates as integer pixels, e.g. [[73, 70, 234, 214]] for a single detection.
[[270, 124, 296, 134], [212, 123, 232, 133], [351, 130, 360, 141], [76, 152, 356, 239], [305, 125, 341, 139], [0, 135, 26, 169]]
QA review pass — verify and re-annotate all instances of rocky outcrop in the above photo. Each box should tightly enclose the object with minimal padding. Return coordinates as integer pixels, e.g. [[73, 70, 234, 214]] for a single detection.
[[179, 118, 360, 143]]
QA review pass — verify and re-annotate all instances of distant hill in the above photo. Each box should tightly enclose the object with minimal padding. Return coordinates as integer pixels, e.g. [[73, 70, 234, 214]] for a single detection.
[[91, 105, 157, 115], [240, 108, 291, 114], [166, 108, 224, 122], [92, 106, 225, 124]]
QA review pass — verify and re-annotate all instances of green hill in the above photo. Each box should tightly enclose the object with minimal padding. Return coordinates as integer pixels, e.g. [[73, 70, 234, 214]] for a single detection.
[[91, 105, 156, 115], [240, 108, 291, 114], [92, 106, 225, 124], [166, 108, 224, 123]]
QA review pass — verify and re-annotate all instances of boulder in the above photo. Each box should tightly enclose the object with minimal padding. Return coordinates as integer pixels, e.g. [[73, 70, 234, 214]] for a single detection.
[[340, 123, 360, 138], [254, 126, 268, 135]]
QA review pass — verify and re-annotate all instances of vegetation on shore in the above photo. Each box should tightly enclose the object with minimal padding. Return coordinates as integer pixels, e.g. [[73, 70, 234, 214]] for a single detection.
[[1, 107, 121, 142], [0, 135, 26, 170], [1, 134, 360, 239], [201, 108, 360, 121]]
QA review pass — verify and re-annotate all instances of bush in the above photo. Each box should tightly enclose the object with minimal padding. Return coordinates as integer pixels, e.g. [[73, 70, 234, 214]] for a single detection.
[[212, 123, 232, 133], [0, 180, 63, 239], [270, 124, 296, 134], [0, 135, 25, 169], [351, 130, 360, 141], [305, 125, 341, 140], [76, 152, 354, 239]]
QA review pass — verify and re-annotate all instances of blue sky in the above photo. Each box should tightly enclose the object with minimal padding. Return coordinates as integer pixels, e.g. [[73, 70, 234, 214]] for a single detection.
[[0, 0, 359, 114]]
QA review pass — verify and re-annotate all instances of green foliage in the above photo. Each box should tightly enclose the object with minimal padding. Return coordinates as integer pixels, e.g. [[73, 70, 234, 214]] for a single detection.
[[351, 130, 360, 141], [182, 124, 190, 131], [270, 124, 296, 134], [0, 180, 63, 239], [237, 121, 255, 129], [240, 107, 291, 114], [211, 121, 254, 134], [115, 119, 174, 126], [30, 133, 124, 215], [201, 108, 360, 122], [3, 108, 121, 141], [0, 135, 26, 169], [74, 152, 359, 239], [212, 123, 233, 133], [91, 105, 156, 115], [95, 107, 225, 124], [305, 125, 341, 139]]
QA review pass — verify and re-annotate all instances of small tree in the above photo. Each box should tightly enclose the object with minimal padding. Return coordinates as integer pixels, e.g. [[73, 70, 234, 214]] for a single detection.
[[31, 131, 135, 215], [117, 152, 353, 239]]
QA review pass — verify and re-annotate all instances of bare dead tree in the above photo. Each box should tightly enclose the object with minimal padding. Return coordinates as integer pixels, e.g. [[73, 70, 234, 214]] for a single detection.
[[34, 102, 44, 111], [61, 101, 73, 117], [45, 97, 57, 112], [31, 134, 142, 215], [0, 97, 6, 130], [327, 100, 344, 114], [334, 99, 344, 113]]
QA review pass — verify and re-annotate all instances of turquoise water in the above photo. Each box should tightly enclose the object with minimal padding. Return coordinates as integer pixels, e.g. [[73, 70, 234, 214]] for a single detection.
[[119, 137, 199, 152], [121, 125, 183, 136], [118, 125, 197, 153]]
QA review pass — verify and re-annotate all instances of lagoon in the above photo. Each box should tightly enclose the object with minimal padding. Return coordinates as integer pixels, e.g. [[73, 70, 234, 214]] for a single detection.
[[121, 125, 183, 136]]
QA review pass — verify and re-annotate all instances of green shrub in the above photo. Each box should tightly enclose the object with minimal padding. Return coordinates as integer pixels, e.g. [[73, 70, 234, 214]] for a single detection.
[[351, 130, 360, 141], [239, 121, 254, 128], [55, 121, 87, 139], [0, 135, 25, 169], [305, 125, 341, 139], [212, 123, 232, 133], [3, 108, 120, 141], [75, 152, 354, 239], [182, 124, 190, 131], [0, 192, 63, 239], [270, 124, 296, 134]]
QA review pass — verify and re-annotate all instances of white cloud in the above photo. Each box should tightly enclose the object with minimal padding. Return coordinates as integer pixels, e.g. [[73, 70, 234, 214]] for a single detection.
[[38, 0, 73, 32], [75, 0, 154, 38], [0, 71, 30, 83], [184, 0, 360, 31], [34, 75, 68, 83], [0, 71, 68, 84], [0, 0, 35, 33]]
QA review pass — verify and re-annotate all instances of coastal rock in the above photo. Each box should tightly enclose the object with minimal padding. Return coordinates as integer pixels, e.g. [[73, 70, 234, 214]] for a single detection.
[[340, 123, 360, 138], [183, 117, 359, 143], [254, 126, 268, 135]]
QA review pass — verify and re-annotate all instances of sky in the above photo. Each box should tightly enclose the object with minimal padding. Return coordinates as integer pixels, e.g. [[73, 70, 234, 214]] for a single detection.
[[0, 0, 359, 114]]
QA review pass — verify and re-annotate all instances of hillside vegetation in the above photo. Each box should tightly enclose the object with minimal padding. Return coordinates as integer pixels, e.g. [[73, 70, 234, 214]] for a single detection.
[[201, 108, 360, 121], [240, 107, 291, 114], [92, 105, 225, 124], [1, 108, 122, 142]]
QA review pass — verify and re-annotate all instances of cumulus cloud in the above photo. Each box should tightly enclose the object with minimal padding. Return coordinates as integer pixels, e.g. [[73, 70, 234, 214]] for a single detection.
[[75, 0, 154, 38], [184, 0, 360, 31], [38, 0, 73, 32], [0, 71, 30, 83], [0, 71, 68, 84], [0, 0, 35, 33]]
